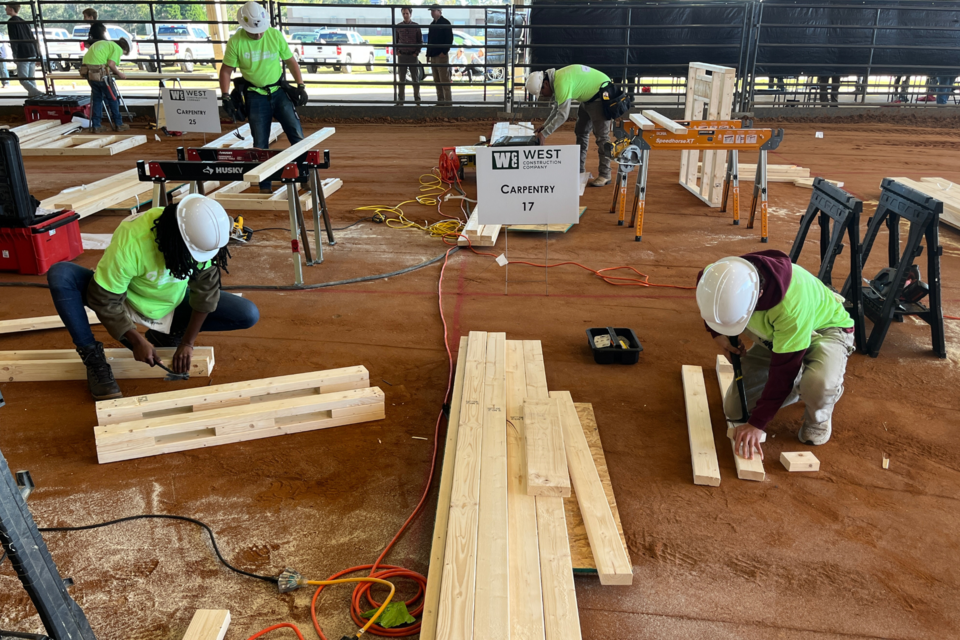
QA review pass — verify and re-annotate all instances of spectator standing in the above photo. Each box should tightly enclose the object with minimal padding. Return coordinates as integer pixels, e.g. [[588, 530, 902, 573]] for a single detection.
[[82, 7, 97, 21], [0, 34, 11, 88], [426, 5, 452, 104], [393, 7, 422, 105], [5, 3, 42, 97]]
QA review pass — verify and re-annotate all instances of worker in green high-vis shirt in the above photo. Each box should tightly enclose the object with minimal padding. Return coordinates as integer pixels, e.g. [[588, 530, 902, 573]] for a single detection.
[[526, 65, 613, 187], [80, 37, 130, 133]]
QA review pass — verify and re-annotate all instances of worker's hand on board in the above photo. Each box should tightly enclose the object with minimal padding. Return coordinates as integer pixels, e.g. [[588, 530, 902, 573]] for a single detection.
[[536, 131, 547, 146], [115, 71, 126, 80], [714, 334, 745, 356], [172, 343, 193, 374], [734, 424, 764, 461], [129, 333, 160, 367]]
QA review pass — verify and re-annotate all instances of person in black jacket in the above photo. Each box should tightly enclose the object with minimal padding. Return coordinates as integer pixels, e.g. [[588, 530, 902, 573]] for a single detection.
[[426, 5, 453, 104], [4, 3, 42, 97]]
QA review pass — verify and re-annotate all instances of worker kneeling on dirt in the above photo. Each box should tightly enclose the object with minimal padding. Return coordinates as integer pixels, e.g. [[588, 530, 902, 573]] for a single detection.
[[219, 1, 308, 190], [45, 196, 259, 401], [526, 65, 613, 187], [697, 250, 856, 459]]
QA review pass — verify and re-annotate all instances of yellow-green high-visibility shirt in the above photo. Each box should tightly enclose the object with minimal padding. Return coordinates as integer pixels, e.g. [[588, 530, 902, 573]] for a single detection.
[[552, 65, 610, 104], [222, 27, 292, 95], [82, 40, 122, 66]]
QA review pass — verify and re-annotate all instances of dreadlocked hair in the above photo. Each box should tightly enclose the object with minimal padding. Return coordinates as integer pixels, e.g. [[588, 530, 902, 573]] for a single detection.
[[153, 203, 231, 280]]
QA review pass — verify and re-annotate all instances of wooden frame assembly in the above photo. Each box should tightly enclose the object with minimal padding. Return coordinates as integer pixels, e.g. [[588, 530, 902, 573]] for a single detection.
[[21, 134, 146, 156], [887, 176, 960, 231], [0, 347, 214, 382], [210, 177, 342, 212]]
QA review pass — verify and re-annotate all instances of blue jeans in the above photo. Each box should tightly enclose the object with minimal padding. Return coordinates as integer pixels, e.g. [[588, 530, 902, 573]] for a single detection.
[[934, 76, 956, 105], [0, 61, 9, 83], [89, 79, 121, 128], [247, 88, 303, 189], [16, 61, 41, 97], [47, 262, 260, 349]]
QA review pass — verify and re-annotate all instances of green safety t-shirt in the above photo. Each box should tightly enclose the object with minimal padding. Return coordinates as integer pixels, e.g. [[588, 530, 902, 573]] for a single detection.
[[746, 263, 854, 354], [93, 207, 210, 320], [223, 27, 292, 95], [82, 40, 122, 66], [552, 65, 610, 105]]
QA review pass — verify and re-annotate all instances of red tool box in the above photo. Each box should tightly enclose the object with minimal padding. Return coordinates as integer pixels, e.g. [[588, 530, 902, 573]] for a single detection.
[[23, 95, 92, 124], [0, 211, 83, 275]]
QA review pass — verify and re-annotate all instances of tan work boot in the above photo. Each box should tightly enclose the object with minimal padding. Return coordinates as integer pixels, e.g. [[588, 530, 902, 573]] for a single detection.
[[590, 175, 612, 187], [114, 122, 130, 132], [798, 421, 831, 446]]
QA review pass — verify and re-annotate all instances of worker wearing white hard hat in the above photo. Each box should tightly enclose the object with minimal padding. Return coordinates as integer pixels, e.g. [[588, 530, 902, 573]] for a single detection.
[[696, 250, 856, 460], [219, 1, 308, 191], [527, 65, 614, 187], [46, 196, 260, 401]]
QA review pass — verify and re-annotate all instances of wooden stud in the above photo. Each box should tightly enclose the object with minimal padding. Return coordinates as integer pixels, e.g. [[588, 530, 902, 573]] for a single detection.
[[780, 451, 820, 472], [522, 398, 571, 498], [716, 356, 766, 481], [181, 610, 230, 640], [203, 123, 282, 149], [640, 110, 688, 134], [629, 113, 655, 130], [21, 135, 147, 156], [243, 127, 335, 183], [681, 365, 721, 486], [0, 309, 99, 335], [0, 347, 214, 382]]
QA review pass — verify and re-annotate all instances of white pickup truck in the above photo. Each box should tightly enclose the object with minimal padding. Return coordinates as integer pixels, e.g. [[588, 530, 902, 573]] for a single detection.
[[41, 28, 81, 71], [301, 30, 375, 74], [139, 23, 215, 72]]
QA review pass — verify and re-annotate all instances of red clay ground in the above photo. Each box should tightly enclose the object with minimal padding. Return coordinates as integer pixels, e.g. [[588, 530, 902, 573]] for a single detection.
[[1, 119, 959, 640]]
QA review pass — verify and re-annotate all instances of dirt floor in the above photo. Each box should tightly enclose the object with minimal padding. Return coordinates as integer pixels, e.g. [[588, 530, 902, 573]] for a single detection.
[[1, 118, 959, 640]]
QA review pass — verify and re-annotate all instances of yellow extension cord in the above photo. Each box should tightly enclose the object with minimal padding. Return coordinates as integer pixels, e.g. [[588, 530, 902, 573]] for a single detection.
[[303, 577, 397, 637], [353, 172, 465, 239]]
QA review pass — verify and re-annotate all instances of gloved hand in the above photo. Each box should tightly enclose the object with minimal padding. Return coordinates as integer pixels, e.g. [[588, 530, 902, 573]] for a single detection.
[[222, 95, 237, 120], [296, 83, 309, 107]]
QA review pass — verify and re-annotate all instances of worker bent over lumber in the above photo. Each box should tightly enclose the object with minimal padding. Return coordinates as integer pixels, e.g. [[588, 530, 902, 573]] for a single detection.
[[697, 250, 856, 459], [46, 196, 259, 401], [526, 65, 613, 187]]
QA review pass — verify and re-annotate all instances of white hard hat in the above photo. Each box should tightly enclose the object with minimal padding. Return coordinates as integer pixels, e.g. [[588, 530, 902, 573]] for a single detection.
[[696, 257, 761, 336], [525, 71, 544, 97], [237, 1, 269, 34], [176, 195, 231, 263]]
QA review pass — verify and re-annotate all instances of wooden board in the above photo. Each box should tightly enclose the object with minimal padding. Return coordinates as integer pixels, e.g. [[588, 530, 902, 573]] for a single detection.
[[680, 365, 721, 486], [203, 123, 282, 149], [629, 113, 655, 130], [551, 391, 632, 586], [781, 451, 820, 472], [420, 337, 469, 640], [46, 71, 218, 81], [95, 366, 369, 425], [889, 176, 960, 231], [212, 178, 341, 212], [566, 403, 630, 574], [0, 309, 99, 335], [504, 339, 546, 640], [641, 109, 687, 134], [457, 208, 501, 247], [0, 347, 214, 382], [243, 127, 336, 183], [181, 610, 230, 640], [18, 122, 84, 146], [22, 135, 146, 156], [473, 332, 508, 640], [95, 387, 384, 464], [716, 356, 766, 482], [523, 398, 571, 498], [506, 206, 586, 234], [436, 331, 487, 640]]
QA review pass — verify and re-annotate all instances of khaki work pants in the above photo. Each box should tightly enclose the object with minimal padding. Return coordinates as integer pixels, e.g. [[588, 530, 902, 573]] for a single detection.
[[574, 100, 612, 179], [723, 327, 855, 434], [430, 53, 452, 103], [397, 53, 421, 103]]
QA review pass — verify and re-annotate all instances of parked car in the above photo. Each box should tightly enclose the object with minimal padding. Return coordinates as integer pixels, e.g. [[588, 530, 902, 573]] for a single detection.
[[40, 28, 80, 71], [309, 30, 375, 74], [138, 23, 216, 72], [72, 24, 137, 67]]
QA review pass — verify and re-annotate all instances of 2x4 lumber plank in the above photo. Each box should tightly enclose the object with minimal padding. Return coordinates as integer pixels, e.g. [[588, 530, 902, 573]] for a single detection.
[[474, 332, 508, 640], [522, 339, 581, 640], [22, 135, 146, 156], [504, 339, 546, 640], [0, 347, 213, 382], [629, 113, 655, 130], [716, 356, 766, 482], [641, 109, 687, 134], [457, 208, 501, 247], [681, 365, 721, 486], [17, 123, 82, 147], [420, 337, 469, 640], [0, 309, 99, 335], [181, 610, 230, 640], [523, 398, 571, 498], [551, 391, 632, 585], [95, 366, 369, 425], [41, 168, 140, 209], [436, 331, 488, 640], [60, 181, 154, 219], [243, 127, 335, 183]]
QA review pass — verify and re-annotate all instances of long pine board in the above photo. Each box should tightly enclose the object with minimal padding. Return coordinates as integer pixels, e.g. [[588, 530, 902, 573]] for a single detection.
[[504, 340, 546, 640], [681, 365, 721, 486], [0, 347, 213, 382], [716, 356, 765, 481], [523, 398, 571, 497], [420, 337, 469, 640], [0, 309, 99, 335], [243, 127, 336, 183], [181, 610, 230, 640], [436, 331, 487, 640], [550, 391, 632, 585], [473, 333, 509, 640]]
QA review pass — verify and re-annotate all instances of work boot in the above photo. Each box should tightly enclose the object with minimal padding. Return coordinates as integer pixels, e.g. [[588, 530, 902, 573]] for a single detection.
[[145, 329, 182, 348], [114, 122, 130, 132], [91, 126, 106, 134], [590, 175, 612, 187], [77, 342, 122, 400], [798, 421, 831, 446]]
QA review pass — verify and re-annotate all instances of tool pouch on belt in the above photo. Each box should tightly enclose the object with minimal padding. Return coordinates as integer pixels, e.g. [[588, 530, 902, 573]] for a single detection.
[[79, 64, 108, 82], [593, 81, 633, 120]]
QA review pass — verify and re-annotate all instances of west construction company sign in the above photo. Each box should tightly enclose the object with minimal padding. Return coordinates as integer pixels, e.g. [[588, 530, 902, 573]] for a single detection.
[[476, 145, 579, 225]]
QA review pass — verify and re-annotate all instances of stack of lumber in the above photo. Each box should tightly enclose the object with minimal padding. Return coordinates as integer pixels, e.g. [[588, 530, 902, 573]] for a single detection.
[[0, 309, 99, 335], [699, 162, 844, 190], [457, 207, 501, 247], [0, 347, 214, 382], [420, 333, 632, 640], [94, 365, 383, 464], [10, 120, 82, 145], [886, 177, 960, 231]]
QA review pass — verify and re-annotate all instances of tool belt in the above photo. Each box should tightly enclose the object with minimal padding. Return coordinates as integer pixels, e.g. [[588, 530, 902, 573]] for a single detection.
[[589, 80, 634, 121], [79, 64, 109, 82], [230, 75, 299, 122]]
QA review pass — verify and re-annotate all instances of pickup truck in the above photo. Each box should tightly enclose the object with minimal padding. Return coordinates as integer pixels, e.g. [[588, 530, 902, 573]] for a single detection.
[[303, 30, 375, 74], [41, 28, 80, 71], [139, 23, 215, 72], [71, 24, 138, 68]]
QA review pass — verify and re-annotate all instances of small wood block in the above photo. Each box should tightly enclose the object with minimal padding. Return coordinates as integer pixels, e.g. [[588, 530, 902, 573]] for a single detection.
[[780, 451, 820, 472], [181, 609, 230, 640]]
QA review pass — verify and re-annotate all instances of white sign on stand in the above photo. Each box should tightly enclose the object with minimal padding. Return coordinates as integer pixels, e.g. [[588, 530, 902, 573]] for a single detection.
[[476, 144, 580, 225], [161, 88, 221, 134]]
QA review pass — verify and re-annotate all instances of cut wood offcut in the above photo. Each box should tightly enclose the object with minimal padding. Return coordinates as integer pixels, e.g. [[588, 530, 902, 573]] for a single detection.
[[181, 610, 230, 640], [457, 208, 501, 247]]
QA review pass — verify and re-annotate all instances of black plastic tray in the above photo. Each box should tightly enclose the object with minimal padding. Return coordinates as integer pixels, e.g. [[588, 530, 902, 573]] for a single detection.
[[586, 327, 642, 364]]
